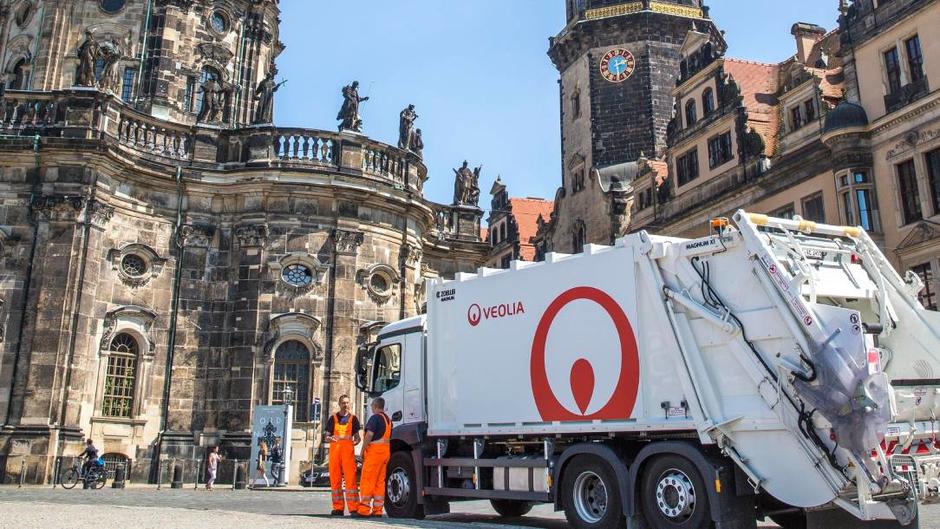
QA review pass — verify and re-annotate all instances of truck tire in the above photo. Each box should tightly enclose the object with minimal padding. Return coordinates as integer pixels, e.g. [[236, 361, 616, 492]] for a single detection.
[[561, 455, 626, 529], [385, 451, 425, 520], [640, 455, 710, 529], [490, 499, 534, 518]]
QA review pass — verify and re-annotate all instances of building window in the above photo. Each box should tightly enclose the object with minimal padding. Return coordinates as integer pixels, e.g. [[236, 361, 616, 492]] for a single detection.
[[927, 148, 940, 215], [572, 165, 585, 193], [802, 193, 826, 223], [911, 263, 937, 311], [273, 340, 310, 422], [790, 105, 804, 131], [839, 171, 880, 232], [897, 159, 923, 225], [99, 0, 126, 13], [707, 131, 734, 168], [573, 221, 586, 254], [637, 188, 654, 210], [8, 59, 28, 90], [570, 90, 581, 120], [501, 254, 512, 269], [803, 99, 816, 124], [183, 76, 197, 113], [102, 333, 138, 418], [210, 11, 228, 34], [884, 47, 902, 94], [676, 148, 699, 186], [684, 100, 697, 127], [702, 88, 715, 115], [905, 35, 924, 84], [121, 67, 136, 102], [770, 204, 796, 220]]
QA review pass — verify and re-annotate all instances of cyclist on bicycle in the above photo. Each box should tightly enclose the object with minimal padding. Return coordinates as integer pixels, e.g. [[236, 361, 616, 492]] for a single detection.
[[81, 439, 100, 475]]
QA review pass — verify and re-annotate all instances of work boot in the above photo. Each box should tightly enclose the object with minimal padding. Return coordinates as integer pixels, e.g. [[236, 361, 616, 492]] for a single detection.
[[330, 509, 344, 516]]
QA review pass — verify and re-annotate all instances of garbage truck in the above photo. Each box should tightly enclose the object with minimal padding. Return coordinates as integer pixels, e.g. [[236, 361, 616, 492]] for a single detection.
[[354, 210, 940, 529]]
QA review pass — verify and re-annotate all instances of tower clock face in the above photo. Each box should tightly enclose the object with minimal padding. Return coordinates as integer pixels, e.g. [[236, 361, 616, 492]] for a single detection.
[[600, 48, 636, 83]]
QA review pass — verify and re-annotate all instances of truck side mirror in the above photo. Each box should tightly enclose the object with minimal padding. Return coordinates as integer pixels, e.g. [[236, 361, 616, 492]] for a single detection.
[[354, 343, 374, 392]]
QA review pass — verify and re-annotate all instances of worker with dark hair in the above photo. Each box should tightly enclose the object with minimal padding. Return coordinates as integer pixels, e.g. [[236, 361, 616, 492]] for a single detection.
[[356, 397, 391, 517], [325, 394, 361, 515]]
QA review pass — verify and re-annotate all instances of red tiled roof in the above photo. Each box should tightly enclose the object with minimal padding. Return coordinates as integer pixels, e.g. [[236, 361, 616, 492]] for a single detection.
[[510, 198, 554, 261], [724, 59, 780, 156]]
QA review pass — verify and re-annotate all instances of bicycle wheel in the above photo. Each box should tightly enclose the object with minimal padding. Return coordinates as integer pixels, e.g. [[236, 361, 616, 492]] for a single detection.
[[94, 472, 107, 489], [60, 469, 80, 489]]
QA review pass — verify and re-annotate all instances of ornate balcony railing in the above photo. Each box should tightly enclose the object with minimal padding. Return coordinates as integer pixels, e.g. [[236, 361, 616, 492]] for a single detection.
[[0, 89, 427, 194]]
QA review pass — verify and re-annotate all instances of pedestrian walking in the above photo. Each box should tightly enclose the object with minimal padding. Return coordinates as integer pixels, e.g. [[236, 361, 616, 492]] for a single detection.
[[205, 446, 222, 491], [355, 397, 392, 518], [325, 394, 362, 515], [269, 437, 283, 485], [252, 439, 270, 489]]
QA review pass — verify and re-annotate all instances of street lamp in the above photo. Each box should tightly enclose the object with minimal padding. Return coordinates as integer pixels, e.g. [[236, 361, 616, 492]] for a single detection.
[[280, 385, 293, 487]]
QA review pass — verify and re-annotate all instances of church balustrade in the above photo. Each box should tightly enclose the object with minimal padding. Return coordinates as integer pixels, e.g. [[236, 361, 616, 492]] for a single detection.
[[362, 143, 408, 186], [116, 113, 192, 160], [273, 129, 337, 166], [0, 91, 60, 130]]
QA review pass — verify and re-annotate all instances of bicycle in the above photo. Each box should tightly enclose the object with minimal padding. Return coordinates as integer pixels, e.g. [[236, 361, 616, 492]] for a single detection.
[[60, 459, 107, 490]]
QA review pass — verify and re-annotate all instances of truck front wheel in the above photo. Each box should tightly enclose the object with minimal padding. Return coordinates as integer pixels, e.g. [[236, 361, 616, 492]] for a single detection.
[[561, 455, 626, 529], [385, 451, 425, 520], [640, 455, 710, 529]]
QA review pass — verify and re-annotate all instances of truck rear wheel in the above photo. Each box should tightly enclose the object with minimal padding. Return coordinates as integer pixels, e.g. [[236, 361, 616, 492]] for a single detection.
[[561, 455, 626, 529], [385, 451, 425, 520], [490, 499, 534, 518], [640, 455, 710, 529]]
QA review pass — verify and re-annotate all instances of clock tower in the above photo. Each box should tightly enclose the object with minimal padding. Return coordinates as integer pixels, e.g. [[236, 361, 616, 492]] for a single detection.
[[539, 0, 724, 253]]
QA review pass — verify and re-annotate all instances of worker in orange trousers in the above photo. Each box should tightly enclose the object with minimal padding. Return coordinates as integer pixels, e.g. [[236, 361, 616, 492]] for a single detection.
[[325, 395, 361, 516], [356, 397, 392, 517]]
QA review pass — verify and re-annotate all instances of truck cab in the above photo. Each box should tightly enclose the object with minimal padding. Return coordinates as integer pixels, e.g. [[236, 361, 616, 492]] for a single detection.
[[356, 316, 426, 428]]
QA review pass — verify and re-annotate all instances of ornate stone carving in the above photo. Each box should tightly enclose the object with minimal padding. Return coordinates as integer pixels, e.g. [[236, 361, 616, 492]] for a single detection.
[[399, 243, 422, 269], [270, 253, 328, 298], [179, 224, 214, 248], [258, 313, 324, 366], [897, 220, 940, 251], [86, 200, 115, 228], [76, 30, 123, 90], [32, 195, 85, 222], [887, 128, 940, 160], [195, 43, 234, 67], [107, 243, 168, 288], [234, 224, 268, 247], [332, 229, 364, 255], [197, 73, 234, 123], [337, 81, 369, 132], [100, 305, 158, 356]]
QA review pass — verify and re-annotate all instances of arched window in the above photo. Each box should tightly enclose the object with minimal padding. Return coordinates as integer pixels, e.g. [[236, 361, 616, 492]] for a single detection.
[[685, 99, 697, 127], [102, 333, 139, 418], [194, 66, 220, 117], [273, 340, 310, 422], [702, 88, 715, 115], [8, 59, 28, 90], [573, 221, 586, 254]]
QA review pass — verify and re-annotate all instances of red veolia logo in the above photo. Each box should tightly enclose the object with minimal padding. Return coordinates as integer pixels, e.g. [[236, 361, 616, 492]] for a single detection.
[[467, 304, 482, 327], [530, 287, 640, 421]]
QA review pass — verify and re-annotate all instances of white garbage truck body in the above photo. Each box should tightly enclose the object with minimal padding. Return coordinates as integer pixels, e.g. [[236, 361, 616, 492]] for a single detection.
[[356, 210, 940, 529]]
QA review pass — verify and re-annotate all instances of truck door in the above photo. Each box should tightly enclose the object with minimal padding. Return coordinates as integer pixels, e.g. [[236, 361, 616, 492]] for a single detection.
[[401, 332, 425, 424], [372, 339, 405, 425]]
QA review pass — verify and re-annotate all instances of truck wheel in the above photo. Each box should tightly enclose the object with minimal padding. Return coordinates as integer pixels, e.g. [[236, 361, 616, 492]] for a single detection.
[[640, 455, 710, 529], [490, 499, 534, 518], [562, 455, 626, 529], [385, 451, 425, 520]]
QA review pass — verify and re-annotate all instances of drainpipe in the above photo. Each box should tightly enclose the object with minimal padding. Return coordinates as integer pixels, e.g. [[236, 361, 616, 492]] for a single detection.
[[135, 0, 154, 105], [54, 167, 99, 440], [3, 135, 42, 427], [153, 165, 184, 480], [316, 227, 340, 463]]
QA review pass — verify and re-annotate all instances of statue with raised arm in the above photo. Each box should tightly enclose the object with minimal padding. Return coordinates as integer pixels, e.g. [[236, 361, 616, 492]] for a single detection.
[[253, 67, 287, 124], [76, 30, 100, 87], [337, 81, 369, 132], [198, 75, 231, 123], [398, 104, 418, 150], [453, 161, 480, 206]]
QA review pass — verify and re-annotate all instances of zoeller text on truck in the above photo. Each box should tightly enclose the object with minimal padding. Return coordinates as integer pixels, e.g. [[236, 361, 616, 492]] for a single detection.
[[356, 210, 940, 529]]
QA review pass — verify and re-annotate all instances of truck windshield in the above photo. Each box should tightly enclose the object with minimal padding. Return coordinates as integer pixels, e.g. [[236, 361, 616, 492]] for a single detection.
[[372, 344, 401, 393]]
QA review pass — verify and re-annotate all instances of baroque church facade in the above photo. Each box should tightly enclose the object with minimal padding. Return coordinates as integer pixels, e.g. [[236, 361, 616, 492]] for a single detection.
[[0, 0, 487, 483]]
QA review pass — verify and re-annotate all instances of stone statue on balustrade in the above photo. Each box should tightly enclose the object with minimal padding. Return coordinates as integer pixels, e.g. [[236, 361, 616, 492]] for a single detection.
[[398, 104, 418, 150], [337, 81, 369, 132], [98, 40, 123, 91], [253, 67, 287, 125], [76, 30, 123, 90], [198, 75, 233, 123], [410, 128, 424, 159], [453, 161, 482, 207]]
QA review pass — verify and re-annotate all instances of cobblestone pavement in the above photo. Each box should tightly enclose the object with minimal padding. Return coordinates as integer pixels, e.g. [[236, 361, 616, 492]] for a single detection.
[[1, 486, 937, 528]]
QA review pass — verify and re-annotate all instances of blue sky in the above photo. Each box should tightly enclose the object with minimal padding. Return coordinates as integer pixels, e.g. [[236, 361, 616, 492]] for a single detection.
[[275, 1, 840, 209]]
